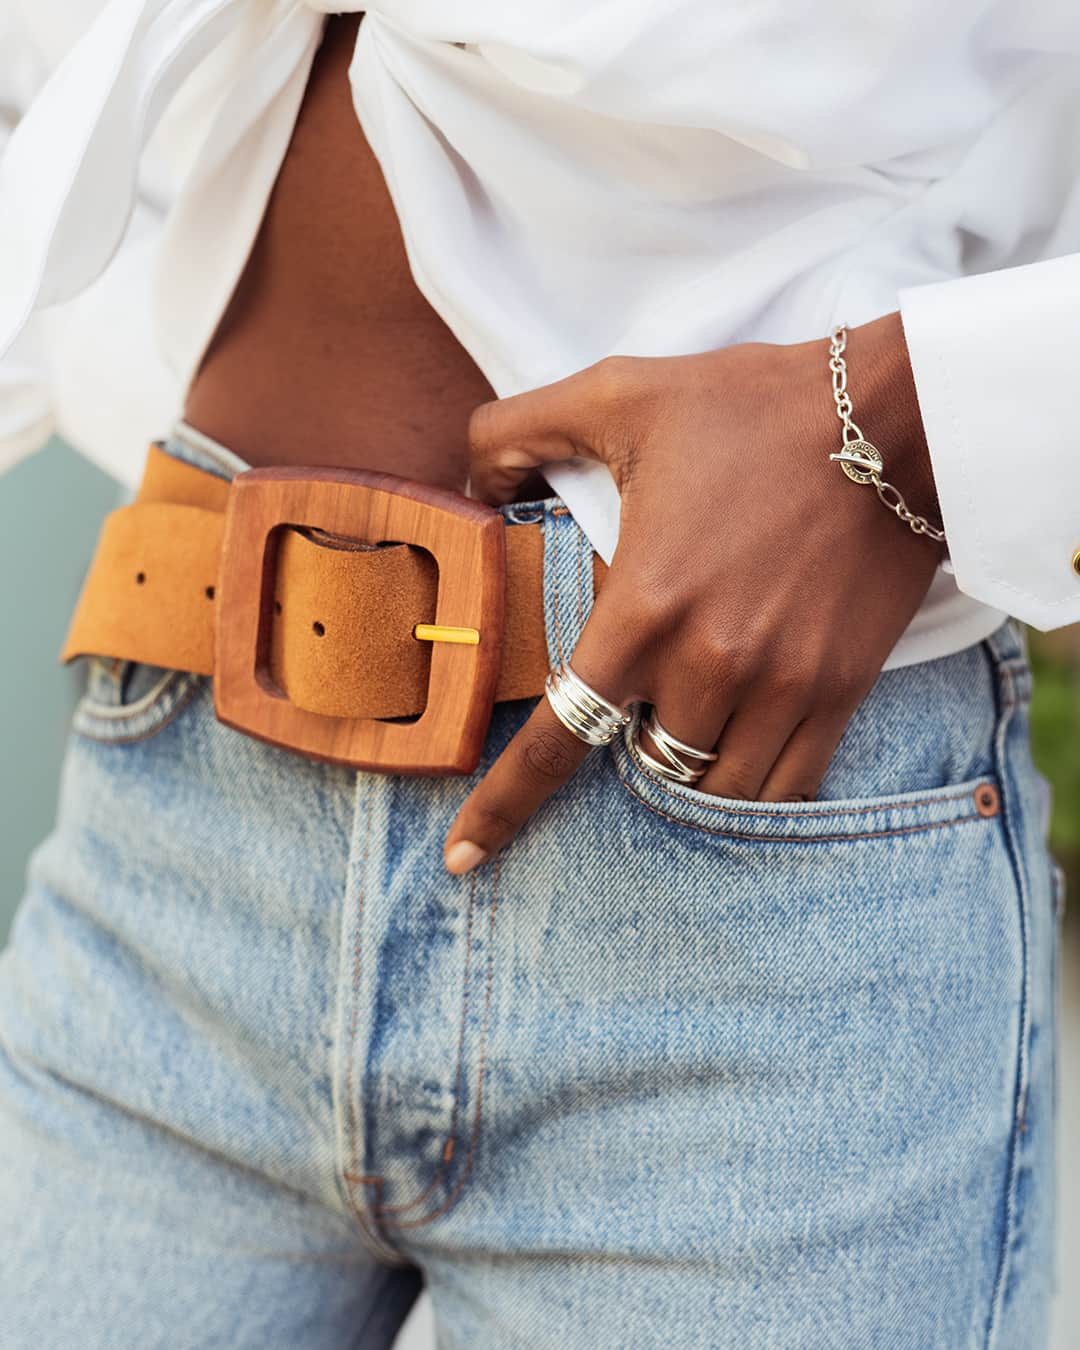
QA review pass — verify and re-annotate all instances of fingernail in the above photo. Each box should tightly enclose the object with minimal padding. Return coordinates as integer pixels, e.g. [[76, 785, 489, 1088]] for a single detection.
[[444, 841, 488, 875]]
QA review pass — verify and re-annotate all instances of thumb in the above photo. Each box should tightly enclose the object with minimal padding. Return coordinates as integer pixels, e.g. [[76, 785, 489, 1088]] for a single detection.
[[468, 357, 646, 504]]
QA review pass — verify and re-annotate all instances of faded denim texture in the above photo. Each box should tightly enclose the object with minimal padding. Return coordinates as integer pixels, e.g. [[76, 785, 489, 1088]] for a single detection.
[[0, 436, 1061, 1349]]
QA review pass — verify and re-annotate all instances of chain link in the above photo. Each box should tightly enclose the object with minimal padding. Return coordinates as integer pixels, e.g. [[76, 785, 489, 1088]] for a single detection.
[[827, 323, 945, 545]]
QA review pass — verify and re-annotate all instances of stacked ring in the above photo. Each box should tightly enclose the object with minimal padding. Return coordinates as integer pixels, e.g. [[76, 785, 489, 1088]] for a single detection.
[[632, 708, 718, 784], [544, 662, 633, 747]]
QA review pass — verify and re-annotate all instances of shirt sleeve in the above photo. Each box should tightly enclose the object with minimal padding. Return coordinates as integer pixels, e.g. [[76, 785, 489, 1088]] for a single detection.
[[899, 254, 1080, 631], [0, 0, 323, 484], [0, 15, 54, 474]]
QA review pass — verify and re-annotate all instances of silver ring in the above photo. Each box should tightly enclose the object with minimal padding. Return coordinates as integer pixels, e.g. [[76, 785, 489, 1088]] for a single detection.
[[544, 661, 632, 747], [632, 708, 717, 784]]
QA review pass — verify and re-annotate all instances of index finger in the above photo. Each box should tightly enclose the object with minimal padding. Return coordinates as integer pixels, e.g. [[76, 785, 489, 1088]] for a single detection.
[[442, 615, 641, 874], [442, 700, 594, 874]]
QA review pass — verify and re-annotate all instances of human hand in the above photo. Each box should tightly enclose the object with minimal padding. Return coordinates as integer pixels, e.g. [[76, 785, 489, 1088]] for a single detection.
[[443, 311, 944, 875]]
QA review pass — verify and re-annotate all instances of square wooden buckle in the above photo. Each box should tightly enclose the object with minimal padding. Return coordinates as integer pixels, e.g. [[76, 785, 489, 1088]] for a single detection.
[[213, 466, 506, 774]]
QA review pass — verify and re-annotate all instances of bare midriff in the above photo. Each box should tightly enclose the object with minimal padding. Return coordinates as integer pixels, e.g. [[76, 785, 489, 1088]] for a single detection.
[[183, 13, 493, 493]]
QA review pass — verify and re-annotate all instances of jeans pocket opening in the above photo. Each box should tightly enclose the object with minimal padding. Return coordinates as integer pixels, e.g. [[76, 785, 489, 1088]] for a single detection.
[[72, 658, 204, 746], [611, 709, 1003, 845]]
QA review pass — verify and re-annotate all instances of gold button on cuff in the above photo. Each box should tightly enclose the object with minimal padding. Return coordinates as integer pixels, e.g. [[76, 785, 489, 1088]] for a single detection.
[[1072, 547, 1080, 578]]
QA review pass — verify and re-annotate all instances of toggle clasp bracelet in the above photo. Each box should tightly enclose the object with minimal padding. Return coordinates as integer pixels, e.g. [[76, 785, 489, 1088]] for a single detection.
[[827, 323, 946, 544]]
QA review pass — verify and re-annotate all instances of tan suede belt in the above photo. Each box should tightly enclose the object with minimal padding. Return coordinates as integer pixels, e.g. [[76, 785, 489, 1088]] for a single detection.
[[62, 444, 607, 773]]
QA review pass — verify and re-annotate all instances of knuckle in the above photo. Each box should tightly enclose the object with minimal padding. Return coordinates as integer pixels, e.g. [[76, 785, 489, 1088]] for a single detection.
[[764, 664, 815, 706], [467, 399, 502, 456], [712, 757, 761, 801], [589, 354, 645, 406], [522, 726, 579, 783], [680, 634, 751, 700], [585, 358, 662, 449], [700, 633, 745, 679], [471, 802, 519, 836]]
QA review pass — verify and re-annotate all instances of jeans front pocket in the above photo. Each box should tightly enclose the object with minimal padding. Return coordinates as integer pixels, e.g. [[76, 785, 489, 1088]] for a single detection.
[[612, 709, 1002, 848], [610, 631, 1006, 846], [72, 656, 205, 746]]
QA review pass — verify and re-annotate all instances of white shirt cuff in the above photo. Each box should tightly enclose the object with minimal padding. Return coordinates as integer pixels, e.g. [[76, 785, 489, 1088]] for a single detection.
[[899, 253, 1080, 631]]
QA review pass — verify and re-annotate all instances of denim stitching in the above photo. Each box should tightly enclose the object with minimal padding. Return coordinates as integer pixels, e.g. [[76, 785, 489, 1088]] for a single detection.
[[368, 869, 480, 1218], [80, 666, 181, 719], [342, 805, 367, 1206], [619, 726, 992, 822], [387, 855, 500, 1232], [983, 638, 1033, 1347], [1049, 862, 1065, 1305], [618, 773, 985, 844], [552, 510, 565, 663], [72, 673, 204, 746], [576, 525, 585, 635], [340, 801, 406, 1265]]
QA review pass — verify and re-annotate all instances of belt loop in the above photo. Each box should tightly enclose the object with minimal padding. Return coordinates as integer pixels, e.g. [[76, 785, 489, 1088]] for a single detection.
[[984, 616, 1026, 668], [984, 618, 1032, 691], [983, 618, 1033, 721], [84, 655, 128, 706], [541, 501, 593, 667]]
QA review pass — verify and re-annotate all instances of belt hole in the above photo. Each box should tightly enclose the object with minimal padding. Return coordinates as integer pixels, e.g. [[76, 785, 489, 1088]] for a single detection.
[[135, 571, 146, 585], [312, 621, 326, 637], [205, 585, 215, 600], [273, 600, 282, 616]]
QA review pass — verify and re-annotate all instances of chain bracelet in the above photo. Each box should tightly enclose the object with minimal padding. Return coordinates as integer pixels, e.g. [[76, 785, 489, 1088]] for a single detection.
[[827, 324, 946, 544]]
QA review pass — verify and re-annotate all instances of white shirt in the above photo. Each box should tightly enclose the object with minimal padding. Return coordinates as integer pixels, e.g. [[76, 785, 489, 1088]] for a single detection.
[[2, 1, 1080, 667]]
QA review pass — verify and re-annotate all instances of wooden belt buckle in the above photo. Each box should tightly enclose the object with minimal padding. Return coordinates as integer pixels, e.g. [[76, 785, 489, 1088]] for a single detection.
[[213, 466, 506, 774]]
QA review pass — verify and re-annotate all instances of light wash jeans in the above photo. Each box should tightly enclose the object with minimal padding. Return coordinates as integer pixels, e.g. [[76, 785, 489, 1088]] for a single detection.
[[0, 435, 1063, 1348]]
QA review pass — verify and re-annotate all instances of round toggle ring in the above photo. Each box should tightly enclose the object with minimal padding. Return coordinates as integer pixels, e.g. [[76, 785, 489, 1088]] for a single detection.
[[544, 661, 633, 747], [632, 707, 718, 784]]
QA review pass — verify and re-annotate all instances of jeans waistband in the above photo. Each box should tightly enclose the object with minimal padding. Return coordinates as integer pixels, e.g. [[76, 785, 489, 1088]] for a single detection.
[[165, 419, 569, 527]]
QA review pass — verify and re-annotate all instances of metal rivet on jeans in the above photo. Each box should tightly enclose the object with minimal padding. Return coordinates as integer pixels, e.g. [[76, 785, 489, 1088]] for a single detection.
[[974, 783, 1000, 818]]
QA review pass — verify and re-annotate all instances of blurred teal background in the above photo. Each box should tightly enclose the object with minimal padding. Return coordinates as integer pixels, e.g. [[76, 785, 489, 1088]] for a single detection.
[[0, 440, 119, 931]]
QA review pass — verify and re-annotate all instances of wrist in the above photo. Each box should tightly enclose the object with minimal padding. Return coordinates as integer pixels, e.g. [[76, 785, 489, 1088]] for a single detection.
[[845, 311, 941, 527]]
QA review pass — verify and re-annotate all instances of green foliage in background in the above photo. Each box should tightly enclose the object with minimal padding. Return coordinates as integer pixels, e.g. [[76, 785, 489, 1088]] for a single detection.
[[1029, 628, 1080, 883]]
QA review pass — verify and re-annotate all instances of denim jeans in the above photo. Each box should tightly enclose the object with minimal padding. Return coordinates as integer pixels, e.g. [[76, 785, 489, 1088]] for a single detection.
[[0, 437, 1063, 1348]]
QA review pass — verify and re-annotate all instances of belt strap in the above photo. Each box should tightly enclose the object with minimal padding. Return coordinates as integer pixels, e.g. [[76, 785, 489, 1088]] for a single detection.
[[62, 445, 606, 721]]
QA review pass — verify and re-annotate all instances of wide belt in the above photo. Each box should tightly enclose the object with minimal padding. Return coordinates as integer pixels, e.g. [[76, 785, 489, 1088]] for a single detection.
[[62, 444, 607, 773]]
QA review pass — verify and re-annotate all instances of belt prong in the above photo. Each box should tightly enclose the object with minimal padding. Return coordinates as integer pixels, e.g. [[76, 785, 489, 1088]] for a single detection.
[[413, 623, 481, 646]]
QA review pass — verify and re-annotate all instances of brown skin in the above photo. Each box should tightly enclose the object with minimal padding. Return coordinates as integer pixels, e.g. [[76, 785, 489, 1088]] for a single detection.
[[443, 313, 944, 872], [184, 13, 494, 492], [182, 18, 944, 877]]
